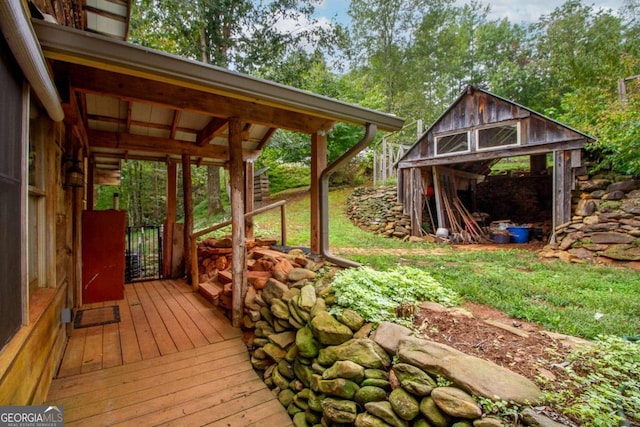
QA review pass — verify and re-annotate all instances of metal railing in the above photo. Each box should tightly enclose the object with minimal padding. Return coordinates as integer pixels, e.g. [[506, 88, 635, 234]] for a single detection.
[[189, 200, 287, 290]]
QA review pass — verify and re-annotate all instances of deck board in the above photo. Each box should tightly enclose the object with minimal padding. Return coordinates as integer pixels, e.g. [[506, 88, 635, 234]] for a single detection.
[[47, 279, 292, 426]]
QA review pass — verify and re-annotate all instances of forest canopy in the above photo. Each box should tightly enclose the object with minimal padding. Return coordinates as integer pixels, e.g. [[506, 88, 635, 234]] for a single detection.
[[103, 0, 640, 225]]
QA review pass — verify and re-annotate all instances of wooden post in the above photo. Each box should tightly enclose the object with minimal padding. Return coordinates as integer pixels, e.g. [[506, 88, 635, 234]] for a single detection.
[[245, 161, 255, 240], [310, 131, 327, 254], [530, 154, 547, 175], [86, 155, 95, 210], [163, 160, 177, 278], [182, 154, 193, 284], [553, 150, 572, 232], [229, 118, 247, 327]]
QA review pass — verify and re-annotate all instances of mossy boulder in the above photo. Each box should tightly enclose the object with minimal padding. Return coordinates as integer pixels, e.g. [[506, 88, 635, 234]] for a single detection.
[[310, 311, 353, 345]]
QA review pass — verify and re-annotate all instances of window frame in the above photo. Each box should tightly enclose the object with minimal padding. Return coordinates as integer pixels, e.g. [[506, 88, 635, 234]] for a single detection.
[[434, 131, 471, 157], [475, 121, 521, 152]]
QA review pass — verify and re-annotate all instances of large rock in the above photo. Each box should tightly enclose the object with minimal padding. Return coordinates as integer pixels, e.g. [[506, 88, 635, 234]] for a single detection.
[[521, 407, 567, 427], [355, 386, 388, 406], [590, 232, 634, 244], [316, 378, 360, 399], [270, 298, 290, 320], [336, 309, 365, 332], [289, 267, 317, 282], [269, 331, 296, 349], [262, 342, 287, 362], [398, 336, 542, 404], [296, 325, 320, 358], [310, 311, 354, 345], [371, 321, 412, 354], [601, 244, 640, 261], [364, 401, 409, 427], [389, 387, 420, 421], [321, 397, 357, 423], [431, 387, 482, 419], [356, 412, 398, 427], [318, 338, 391, 369], [299, 284, 317, 310], [262, 279, 289, 305], [392, 363, 437, 397], [607, 179, 640, 193], [322, 360, 365, 383], [419, 396, 451, 427]]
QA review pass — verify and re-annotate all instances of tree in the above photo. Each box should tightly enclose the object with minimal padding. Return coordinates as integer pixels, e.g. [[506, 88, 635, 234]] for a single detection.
[[129, 0, 341, 215]]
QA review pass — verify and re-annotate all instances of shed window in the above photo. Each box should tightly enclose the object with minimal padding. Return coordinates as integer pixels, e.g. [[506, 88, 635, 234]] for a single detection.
[[477, 123, 519, 150], [435, 132, 469, 156]]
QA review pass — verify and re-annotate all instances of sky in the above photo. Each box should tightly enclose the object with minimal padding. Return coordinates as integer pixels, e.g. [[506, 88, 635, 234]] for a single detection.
[[313, 0, 626, 25]]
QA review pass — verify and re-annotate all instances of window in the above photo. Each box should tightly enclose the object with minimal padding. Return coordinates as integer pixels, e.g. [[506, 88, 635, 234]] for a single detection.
[[477, 123, 520, 151], [0, 37, 26, 349], [28, 115, 47, 296], [435, 132, 469, 156]]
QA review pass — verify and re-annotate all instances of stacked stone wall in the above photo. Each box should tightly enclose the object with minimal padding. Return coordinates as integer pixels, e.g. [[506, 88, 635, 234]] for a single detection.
[[549, 177, 640, 262], [246, 260, 560, 427], [347, 186, 412, 239]]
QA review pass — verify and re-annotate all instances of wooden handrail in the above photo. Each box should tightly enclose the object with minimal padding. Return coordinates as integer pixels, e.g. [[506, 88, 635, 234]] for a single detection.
[[190, 200, 287, 290]]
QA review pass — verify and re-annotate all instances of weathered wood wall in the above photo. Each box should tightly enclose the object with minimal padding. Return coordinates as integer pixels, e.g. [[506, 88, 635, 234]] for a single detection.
[[0, 116, 71, 404]]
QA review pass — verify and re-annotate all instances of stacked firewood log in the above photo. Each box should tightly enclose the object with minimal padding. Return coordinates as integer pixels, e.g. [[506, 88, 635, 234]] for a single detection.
[[196, 237, 323, 321]]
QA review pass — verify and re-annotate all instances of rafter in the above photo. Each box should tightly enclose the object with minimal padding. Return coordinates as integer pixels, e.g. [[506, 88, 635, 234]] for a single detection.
[[170, 110, 181, 139], [64, 64, 334, 134], [88, 129, 229, 159], [196, 117, 228, 146], [257, 128, 277, 151]]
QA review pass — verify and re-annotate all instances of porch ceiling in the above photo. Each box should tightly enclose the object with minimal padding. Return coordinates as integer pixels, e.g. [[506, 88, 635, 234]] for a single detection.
[[33, 19, 405, 178]]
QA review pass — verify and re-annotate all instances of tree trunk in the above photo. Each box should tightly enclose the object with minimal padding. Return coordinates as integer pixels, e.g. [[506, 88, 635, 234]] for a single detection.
[[207, 166, 223, 215]]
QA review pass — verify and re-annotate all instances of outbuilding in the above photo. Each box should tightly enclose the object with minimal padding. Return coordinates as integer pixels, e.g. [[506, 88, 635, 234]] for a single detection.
[[397, 85, 595, 241]]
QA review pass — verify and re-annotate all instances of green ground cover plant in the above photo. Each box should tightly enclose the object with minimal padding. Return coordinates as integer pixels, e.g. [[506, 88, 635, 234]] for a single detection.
[[328, 266, 460, 326]]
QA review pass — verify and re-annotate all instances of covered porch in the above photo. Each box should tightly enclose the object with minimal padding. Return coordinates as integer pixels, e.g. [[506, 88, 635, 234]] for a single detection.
[[46, 279, 292, 426]]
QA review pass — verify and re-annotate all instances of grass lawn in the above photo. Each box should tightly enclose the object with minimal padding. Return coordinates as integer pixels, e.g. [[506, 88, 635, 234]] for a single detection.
[[204, 187, 640, 340]]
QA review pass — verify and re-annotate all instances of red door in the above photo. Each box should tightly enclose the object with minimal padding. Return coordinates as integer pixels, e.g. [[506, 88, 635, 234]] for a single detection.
[[82, 210, 126, 304]]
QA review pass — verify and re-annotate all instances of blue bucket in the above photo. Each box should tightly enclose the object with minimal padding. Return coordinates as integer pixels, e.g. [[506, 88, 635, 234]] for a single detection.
[[507, 226, 530, 243]]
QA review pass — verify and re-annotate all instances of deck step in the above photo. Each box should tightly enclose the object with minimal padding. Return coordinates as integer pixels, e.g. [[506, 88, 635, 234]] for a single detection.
[[198, 280, 223, 304]]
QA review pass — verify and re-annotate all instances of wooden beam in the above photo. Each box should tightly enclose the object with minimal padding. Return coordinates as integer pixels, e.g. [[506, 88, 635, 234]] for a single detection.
[[66, 64, 334, 134], [164, 161, 177, 278], [87, 129, 229, 159], [126, 101, 132, 133], [169, 110, 181, 139], [310, 131, 327, 254], [196, 117, 228, 146], [245, 161, 255, 240], [256, 128, 277, 151], [87, 155, 95, 210], [229, 118, 247, 328], [182, 154, 193, 284], [397, 139, 587, 169]]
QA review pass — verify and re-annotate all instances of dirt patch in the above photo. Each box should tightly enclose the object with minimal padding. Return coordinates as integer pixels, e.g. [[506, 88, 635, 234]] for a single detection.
[[413, 302, 571, 383]]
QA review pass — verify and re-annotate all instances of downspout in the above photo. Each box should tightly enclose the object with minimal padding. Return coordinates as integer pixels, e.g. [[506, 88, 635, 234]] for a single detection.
[[320, 123, 377, 268], [0, 0, 64, 122]]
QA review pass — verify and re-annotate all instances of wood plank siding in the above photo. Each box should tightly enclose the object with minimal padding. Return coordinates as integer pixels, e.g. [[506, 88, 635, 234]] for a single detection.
[[46, 280, 292, 426]]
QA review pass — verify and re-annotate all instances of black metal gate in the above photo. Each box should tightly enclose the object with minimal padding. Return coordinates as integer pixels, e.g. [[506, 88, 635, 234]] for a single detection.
[[125, 225, 163, 283]]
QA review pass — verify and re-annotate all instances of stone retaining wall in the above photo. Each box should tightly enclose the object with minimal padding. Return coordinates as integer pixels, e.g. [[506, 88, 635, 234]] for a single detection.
[[347, 186, 412, 239], [548, 177, 640, 262], [245, 259, 562, 426]]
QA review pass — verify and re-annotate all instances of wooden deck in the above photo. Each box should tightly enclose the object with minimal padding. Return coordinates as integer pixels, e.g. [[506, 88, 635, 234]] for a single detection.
[[46, 280, 292, 426]]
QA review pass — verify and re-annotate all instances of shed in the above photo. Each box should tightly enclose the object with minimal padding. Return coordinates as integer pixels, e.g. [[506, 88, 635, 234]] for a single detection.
[[397, 86, 595, 241]]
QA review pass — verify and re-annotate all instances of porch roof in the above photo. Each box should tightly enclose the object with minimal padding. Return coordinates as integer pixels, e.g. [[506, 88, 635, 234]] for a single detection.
[[33, 19, 404, 176]]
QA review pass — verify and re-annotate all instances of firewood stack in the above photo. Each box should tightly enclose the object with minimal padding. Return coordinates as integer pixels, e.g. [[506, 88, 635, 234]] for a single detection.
[[196, 237, 324, 325]]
